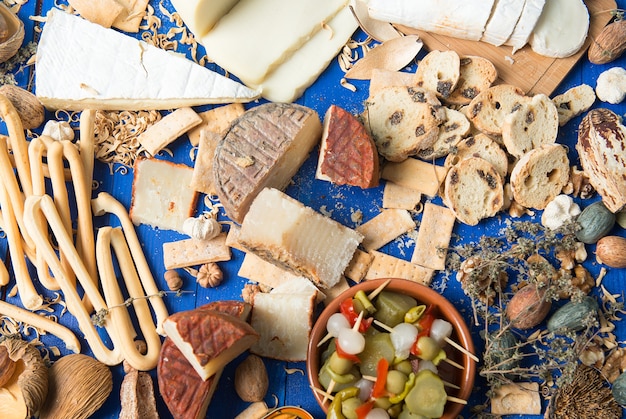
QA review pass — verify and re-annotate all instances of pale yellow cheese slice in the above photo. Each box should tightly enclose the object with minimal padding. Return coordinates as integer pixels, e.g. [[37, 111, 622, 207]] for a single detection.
[[169, 0, 239, 37]]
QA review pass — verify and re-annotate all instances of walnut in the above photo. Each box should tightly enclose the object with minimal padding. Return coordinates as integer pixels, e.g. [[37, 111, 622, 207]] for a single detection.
[[601, 347, 626, 383], [456, 257, 508, 305], [164, 270, 182, 291], [197, 263, 223, 288], [569, 166, 595, 199], [242, 284, 262, 305]]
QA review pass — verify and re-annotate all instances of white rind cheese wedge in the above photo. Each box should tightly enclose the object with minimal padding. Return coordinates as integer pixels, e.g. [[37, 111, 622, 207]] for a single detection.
[[368, 0, 495, 41], [200, 0, 349, 86], [480, 0, 526, 47], [504, 0, 546, 53], [238, 188, 363, 290], [35, 9, 261, 111], [529, 0, 589, 58], [169, 0, 238, 38]]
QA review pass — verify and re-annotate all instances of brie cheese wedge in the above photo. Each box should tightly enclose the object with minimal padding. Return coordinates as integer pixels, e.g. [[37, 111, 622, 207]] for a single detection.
[[529, 0, 589, 58], [35, 9, 261, 111]]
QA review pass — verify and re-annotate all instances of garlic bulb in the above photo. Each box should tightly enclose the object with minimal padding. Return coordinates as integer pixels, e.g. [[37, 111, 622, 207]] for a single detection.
[[42, 120, 75, 142]]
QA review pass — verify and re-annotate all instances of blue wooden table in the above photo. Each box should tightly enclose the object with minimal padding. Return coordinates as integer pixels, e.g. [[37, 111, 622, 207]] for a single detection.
[[3, 0, 626, 418]]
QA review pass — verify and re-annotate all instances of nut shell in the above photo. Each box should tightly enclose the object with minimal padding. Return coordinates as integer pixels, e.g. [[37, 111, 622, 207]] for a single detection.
[[0, 3, 24, 64], [234, 354, 269, 402], [0, 84, 45, 129], [506, 284, 551, 329], [596, 235, 626, 268], [588, 19, 626, 64], [0, 344, 16, 387]]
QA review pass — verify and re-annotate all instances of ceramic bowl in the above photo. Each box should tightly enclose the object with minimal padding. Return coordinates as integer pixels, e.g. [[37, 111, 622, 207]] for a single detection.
[[307, 278, 476, 418]]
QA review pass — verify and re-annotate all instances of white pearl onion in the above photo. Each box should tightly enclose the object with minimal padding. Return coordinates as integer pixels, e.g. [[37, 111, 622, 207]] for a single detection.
[[337, 328, 365, 355]]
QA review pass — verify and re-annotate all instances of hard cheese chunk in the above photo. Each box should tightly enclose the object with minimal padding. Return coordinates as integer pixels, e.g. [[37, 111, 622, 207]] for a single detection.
[[200, 0, 348, 86], [129, 158, 198, 233], [163, 309, 259, 381], [35, 8, 260, 111], [213, 103, 322, 224], [238, 188, 363, 289]]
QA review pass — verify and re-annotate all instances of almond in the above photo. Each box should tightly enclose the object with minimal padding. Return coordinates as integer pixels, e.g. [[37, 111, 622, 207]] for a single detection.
[[234, 354, 269, 402], [588, 19, 626, 64], [596, 235, 626, 268]]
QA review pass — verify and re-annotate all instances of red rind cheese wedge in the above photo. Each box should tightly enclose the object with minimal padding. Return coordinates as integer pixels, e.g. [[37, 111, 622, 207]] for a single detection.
[[213, 102, 322, 224], [316, 105, 380, 188], [163, 308, 259, 381], [158, 301, 253, 418]]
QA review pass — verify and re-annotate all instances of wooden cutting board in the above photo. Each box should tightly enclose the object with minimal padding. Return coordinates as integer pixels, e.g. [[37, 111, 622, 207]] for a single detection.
[[396, 0, 616, 96]]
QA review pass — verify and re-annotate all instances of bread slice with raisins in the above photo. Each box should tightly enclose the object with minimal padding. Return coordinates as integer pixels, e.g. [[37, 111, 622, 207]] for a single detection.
[[444, 133, 509, 181], [363, 85, 445, 162], [414, 50, 460, 100], [509, 144, 570, 210], [443, 156, 504, 226], [446, 55, 498, 106], [552, 84, 596, 126], [467, 84, 528, 136]]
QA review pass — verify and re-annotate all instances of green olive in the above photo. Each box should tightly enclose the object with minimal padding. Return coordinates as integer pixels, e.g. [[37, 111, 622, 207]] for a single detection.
[[341, 397, 363, 419], [385, 370, 408, 395], [373, 396, 392, 410], [328, 351, 353, 375], [393, 359, 413, 376], [415, 336, 440, 361]]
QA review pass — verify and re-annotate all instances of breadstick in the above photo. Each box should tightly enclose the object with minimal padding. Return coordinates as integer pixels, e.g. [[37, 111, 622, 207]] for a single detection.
[[79, 109, 95, 201], [0, 299, 80, 353], [96, 227, 162, 370], [23, 194, 124, 366], [0, 94, 32, 196], [91, 192, 169, 335], [0, 257, 9, 287], [0, 181, 42, 310]]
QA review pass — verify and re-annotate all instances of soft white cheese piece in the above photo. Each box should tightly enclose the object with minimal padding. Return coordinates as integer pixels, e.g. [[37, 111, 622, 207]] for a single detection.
[[504, 0, 546, 53], [252, 5, 358, 102], [529, 0, 589, 58], [200, 0, 349, 86], [169, 0, 238, 38], [35, 9, 261, 111], [480, 0, 526, 47], [368, 0, 495, 41]]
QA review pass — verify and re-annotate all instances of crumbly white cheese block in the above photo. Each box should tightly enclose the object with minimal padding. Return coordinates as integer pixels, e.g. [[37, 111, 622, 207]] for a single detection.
[[481, 0, 526, 46], [504, 0, 546, 53], [252, 5, 358, 102], [35, 9, 260, 111], [529, 0, 589, 58], [238, 188, 363, 290], [129, 158, 198, 233], [169, 0, 238, 37], [200, 0, 348, 86], [367, 0, 495, 41]]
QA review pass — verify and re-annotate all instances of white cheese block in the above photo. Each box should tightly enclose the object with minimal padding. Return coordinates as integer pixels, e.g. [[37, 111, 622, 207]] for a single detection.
[[129, 158, 198, 233], [529, 0, 589, 58], [238, 188, 363, 289], [35, 9, 261, 111], [367, 0, 495, 41], [169, 0, 238, 37], [200, 0, 349, 86], [504, 0, 546, 53], [480, 0, 526, 47], [251, 5, 358, 103]]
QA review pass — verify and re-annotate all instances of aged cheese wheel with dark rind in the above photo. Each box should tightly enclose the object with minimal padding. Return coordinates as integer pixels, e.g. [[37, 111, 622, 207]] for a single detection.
[[213, 102, 322, 224], [316, 104, 379, 188], [157, 301, 253, 419]]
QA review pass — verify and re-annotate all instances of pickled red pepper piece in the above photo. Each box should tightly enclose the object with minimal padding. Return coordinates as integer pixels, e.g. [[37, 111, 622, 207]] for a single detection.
[[371, 357, 389, 398], [339, 298, 372, 333], [355, 400, 374, 419]]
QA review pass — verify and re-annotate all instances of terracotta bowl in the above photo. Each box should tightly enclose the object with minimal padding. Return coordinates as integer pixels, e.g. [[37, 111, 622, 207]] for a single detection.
[[307, 278, 476, 418]]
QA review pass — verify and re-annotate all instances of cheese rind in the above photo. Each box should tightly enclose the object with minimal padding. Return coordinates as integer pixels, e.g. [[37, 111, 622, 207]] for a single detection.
[[35, 9, 260, 111]]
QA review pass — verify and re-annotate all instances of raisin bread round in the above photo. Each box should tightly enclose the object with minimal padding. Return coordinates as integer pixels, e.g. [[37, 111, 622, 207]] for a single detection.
[[468, 84, 528, 136], [446, 55, 498, 106], [552, 84, 596, 126], [509, 144, 570, 210], [501, 93, 559, 158], [444, 156, 504, 226], [414, 50, 460, 100], [416, 107, 470, 160], [444, 133, 509, 181], [363, 85, 445, 162]]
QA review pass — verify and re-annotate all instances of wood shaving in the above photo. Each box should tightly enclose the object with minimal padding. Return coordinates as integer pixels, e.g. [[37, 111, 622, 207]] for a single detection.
[[93, 110, 161, 168]]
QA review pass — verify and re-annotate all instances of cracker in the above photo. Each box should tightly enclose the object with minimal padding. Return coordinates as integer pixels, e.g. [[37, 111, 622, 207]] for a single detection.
[[138, 107, 202, 156], [190, 130, 221, 195], [112, 0, 150, 33], [162, 233, 231, 270], [382, 181, 422, 210], [344, 249, 373, 283], [381, 158, 448, 197], [187, 103, 245, 147], [369, 68, 415, 96], [364, 250, 434, 285], [356, 208, 415, 252], [410, 202, 455, 270]]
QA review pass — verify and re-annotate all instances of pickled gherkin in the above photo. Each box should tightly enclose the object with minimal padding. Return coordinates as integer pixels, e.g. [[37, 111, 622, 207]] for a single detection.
[[358, 332, 395, 376], [374, 291, 417, 327], [404, 370, 447, 418]]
